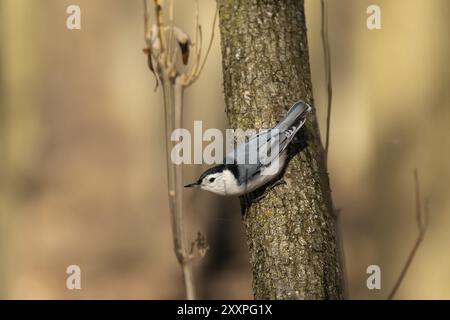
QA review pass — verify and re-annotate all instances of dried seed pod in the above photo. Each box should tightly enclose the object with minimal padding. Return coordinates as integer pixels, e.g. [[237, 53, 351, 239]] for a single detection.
[[173, 26, 192, 65], [150, 24, 162, 54]]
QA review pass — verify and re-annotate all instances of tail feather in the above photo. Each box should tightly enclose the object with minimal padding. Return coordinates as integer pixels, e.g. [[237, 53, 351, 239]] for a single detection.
[[275, 100, 311, 132]]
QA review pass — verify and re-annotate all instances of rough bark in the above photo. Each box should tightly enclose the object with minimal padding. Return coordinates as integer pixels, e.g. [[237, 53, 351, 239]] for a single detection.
[[217, 0, 344, 299]]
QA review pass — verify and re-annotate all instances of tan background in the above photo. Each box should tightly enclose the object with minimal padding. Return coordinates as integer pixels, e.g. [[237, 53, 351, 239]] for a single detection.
[[0, 0, 449, 299]]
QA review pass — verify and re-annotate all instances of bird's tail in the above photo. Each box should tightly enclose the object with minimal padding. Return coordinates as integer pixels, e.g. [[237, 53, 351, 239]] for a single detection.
[[275, 100, 312, 132]]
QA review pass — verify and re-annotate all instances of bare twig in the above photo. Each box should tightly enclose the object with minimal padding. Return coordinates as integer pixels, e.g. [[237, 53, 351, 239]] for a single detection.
[[187, 0, 202, 82], [388, 169, 429, 300], [143, 0, 150, 40], [321, 0, 348, 298], [320, 0, 333, 164], [167, 0, 175, 66], [191, 7, 218, 83], [153, 0, 166, 63]]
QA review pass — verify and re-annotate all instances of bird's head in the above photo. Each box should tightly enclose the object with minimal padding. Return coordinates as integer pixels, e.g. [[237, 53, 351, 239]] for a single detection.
[[185, 165, 238, 196]]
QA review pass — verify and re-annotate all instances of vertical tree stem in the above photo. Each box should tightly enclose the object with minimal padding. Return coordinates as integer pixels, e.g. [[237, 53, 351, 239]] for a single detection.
[[162, 76, 195, 299]]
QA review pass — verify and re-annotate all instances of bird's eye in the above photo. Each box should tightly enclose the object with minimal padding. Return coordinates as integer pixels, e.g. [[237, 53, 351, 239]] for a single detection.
[[209, 177, 216, 183]]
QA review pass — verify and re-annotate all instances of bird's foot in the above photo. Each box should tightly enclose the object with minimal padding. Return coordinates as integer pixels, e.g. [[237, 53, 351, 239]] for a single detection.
[[239, 194, 251, 217], [252, 179, 286, 202]]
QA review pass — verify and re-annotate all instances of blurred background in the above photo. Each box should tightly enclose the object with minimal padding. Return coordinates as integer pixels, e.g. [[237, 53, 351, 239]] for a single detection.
[[0, 0, 449, 299]]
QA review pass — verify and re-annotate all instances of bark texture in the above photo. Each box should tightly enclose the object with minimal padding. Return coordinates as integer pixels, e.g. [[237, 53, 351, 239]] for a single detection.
[[218, 0, 344, 299]]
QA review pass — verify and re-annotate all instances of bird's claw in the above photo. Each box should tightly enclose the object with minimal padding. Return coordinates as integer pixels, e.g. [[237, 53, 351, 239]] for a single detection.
[[253, 179, 286, 202]]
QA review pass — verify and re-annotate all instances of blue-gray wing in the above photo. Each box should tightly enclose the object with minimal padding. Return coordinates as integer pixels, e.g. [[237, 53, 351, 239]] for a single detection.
[[224, 100, 310, 179], [223, 129, 286, 178]]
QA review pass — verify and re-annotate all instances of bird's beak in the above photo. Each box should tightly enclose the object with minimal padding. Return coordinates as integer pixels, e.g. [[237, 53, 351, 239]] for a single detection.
[[184, 181, 200, 188]]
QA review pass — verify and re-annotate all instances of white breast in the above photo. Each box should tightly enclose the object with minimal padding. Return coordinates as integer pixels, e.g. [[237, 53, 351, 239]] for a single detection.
[[220, 169, 243, 195], [226, 154, 286, 196]]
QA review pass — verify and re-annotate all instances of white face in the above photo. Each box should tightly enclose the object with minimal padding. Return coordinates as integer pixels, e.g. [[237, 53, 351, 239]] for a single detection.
[[199, 170, 240, 196], [199, 172, 226, 195]]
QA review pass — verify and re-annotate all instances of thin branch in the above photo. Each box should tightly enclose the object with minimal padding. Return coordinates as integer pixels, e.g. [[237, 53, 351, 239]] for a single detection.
[[321, 0, 347, 298], [143, 0, 150, 42], [153, 0, 166, 65], [194, 25, 203, 76], [321, 0, 333, 164], [194, 0, 200, 56], [192, 7, 218, 82], [388, 169, 429, 300], [187, 0, 202, 82], [423, 199, 430, 233], [167, 0, 175, 67]]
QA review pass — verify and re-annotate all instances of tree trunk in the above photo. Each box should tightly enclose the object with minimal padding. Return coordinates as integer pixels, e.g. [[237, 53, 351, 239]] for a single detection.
[[217, 0, 344, 299]]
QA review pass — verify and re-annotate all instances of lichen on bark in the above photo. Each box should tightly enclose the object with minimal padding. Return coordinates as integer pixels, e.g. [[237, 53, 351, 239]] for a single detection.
[[217, 0, 344, 299]]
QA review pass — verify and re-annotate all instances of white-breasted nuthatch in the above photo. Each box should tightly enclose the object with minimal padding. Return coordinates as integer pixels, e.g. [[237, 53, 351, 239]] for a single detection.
[[184, 100, 311, 196]]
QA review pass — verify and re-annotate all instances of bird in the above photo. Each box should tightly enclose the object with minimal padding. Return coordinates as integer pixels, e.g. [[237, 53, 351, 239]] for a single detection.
[[184, 100, 311, 196]]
